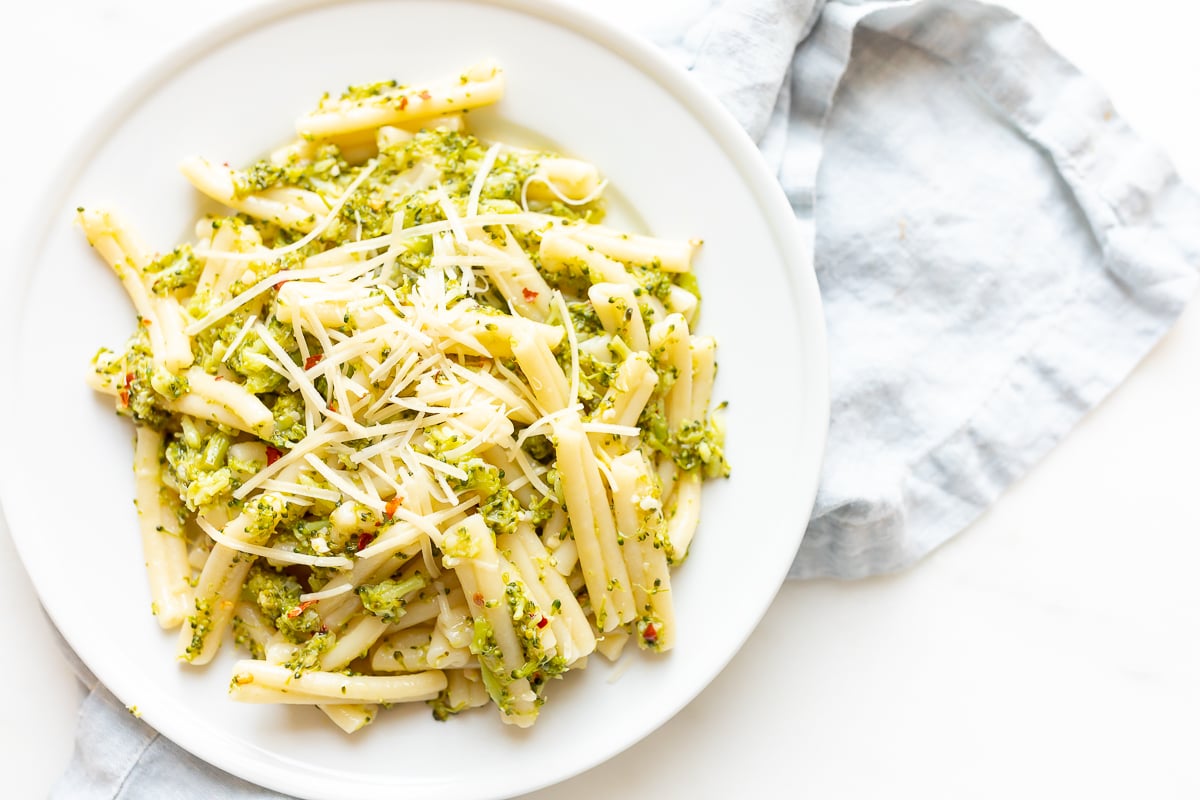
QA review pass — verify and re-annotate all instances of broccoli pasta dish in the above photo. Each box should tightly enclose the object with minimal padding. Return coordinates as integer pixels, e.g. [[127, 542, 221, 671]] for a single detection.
[[82, 61, 728, 732]]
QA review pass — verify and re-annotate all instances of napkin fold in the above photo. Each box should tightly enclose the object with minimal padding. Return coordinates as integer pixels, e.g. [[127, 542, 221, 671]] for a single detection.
[[53, 0, 1200, 796], [691, 0, 1200, 579], [55, 683, 285, 800]]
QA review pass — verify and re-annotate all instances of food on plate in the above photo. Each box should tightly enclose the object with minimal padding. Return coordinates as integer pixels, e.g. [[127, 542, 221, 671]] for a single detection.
[[82, 60, 728, 731]]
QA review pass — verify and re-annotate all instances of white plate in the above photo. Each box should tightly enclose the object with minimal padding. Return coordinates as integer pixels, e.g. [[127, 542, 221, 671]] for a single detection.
[[0, 1, 828, 798]]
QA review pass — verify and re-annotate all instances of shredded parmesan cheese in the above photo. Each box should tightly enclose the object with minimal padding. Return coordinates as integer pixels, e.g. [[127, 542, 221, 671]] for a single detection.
[[299, 583, 355, 603], [197, 518, 353, 569]]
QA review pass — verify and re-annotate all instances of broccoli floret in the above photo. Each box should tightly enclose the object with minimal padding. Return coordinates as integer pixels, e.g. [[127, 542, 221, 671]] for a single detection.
[[269, 392, 307, 446], [638, 400, 730, 479], [226, 320, 297, 395], [672, 415, 730, 478], [284, 631, 336, 677], [356, 574, 427, 623], [450, 458, 503, 495], [245, 565, 302, 619], [184, 467, 234, 510], [244, 564, 323, 642], [164, 428, 235, 511], [480, 487, 520, 538], [242, 492, 288, 542], [144, 245, 202, 294], [114, 328, 174, 429]]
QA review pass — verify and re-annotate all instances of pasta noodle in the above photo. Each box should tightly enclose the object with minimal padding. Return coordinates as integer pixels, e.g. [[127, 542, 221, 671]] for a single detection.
[[82, 62, 728, 731]]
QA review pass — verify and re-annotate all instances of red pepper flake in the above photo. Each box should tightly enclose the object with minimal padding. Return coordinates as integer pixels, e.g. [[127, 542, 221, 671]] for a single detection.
[[265, 446, 281, 466], [399, 96, 409, 110], [418, 89, 432, 101], [357, 532, 375, 552], [286, 600, 316, 619], [214, 376, 224, 381], [329, 401, 339, 413], [472, 592, 484, 607], [304, 354, 323, 370], [385, 496, 403, 519], [119, 372, 134, 407], [642, 623, 658, 645], [521, 287, 539, 302], [141, 318, 152, 327], [536, 616, 549, 629], [274, 280, 288, 291]]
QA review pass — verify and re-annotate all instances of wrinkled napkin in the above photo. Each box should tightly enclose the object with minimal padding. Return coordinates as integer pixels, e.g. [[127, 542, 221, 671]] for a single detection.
[[54, 0, 1200, 796]]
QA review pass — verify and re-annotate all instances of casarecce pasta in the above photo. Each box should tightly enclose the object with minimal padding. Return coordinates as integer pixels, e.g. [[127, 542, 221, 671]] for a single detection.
[[82, 61, 728, 732]]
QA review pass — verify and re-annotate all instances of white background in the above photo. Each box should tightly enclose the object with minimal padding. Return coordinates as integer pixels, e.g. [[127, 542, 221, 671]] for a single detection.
[[2, 1, 1198, 798]]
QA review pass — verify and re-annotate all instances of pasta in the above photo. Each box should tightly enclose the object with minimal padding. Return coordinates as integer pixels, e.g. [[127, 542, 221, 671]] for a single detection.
[[82, 62, 728, 731]]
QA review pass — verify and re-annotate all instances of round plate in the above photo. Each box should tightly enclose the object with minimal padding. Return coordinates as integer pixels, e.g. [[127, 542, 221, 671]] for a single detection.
[[0, 1, 828, 798]]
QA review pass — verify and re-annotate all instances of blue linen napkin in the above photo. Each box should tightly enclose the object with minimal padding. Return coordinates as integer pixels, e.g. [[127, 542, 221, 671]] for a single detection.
[[52, 0, 1200, 796], [689, 0, 1200, 579]]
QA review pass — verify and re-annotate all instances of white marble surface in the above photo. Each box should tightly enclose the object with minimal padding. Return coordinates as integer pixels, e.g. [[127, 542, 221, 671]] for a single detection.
[[2, 1, 1198, 797]]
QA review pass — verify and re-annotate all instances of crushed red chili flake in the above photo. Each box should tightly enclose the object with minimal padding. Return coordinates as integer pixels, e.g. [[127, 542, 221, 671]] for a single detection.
[[399, 96, 409, 110], [472, 592, 485, 607], [642, 623, 658, 644], [119, 372, 134, 407], [274, 280, 288, 291], [357, 532, 375, 552], [536, 616, 549, 629], [522, 287, 539, 302], [385, 496, 403, 519], [304, 354, 323, 370], [141, 318, 152, 327], [286, 600, 317, 619], [418, 89, 432, 101], [265, 446, 281, 466]]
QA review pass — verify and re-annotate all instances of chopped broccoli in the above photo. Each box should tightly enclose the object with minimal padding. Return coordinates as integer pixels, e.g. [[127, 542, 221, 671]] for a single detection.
[[357, 574, 427, 623]]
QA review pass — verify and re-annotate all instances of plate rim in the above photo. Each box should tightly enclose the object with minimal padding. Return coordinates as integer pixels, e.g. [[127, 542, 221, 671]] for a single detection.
[[0, 0, 829, 797]]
